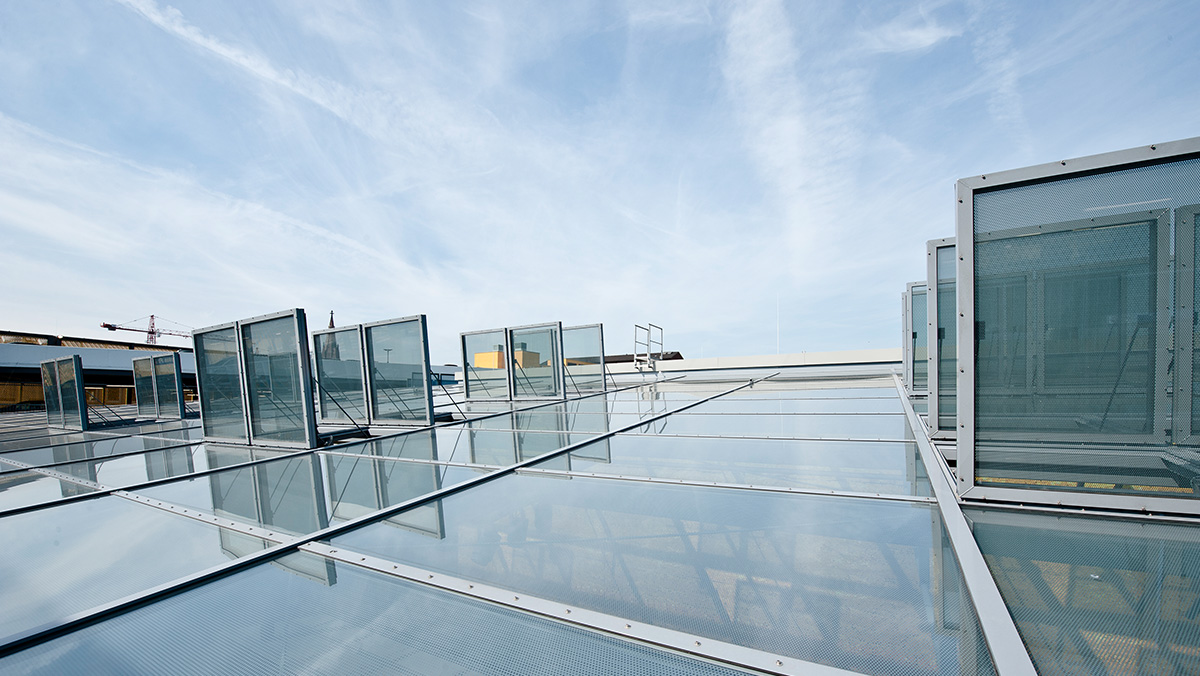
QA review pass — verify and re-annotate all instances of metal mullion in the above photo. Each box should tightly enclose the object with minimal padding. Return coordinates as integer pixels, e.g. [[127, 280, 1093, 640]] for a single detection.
[[1174, 205, 1200, 444], [293, 310, 318, 449], [358, 324, 374, 425], [0, 375, 767, 659], [515, 467, 937, 504], [620, 430, 915, 443], [895, 374, 1037, 674], [302, 541, 851, 676]]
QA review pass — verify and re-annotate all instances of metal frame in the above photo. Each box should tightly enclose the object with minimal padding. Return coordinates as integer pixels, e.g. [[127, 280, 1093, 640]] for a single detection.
[[903, 282, 928, 396], [193, 321, 251, 445], [956, 136, 1200, 513], [237, 308, 319, 449], [362, 314, 436, 427], [926, 238, 957, 440], [1174, 204, 1200, 445], [563, 323, 607, 394], [311, 325, 370, 425], [507, 321, 566, 401], [460, 327, 512, 401]]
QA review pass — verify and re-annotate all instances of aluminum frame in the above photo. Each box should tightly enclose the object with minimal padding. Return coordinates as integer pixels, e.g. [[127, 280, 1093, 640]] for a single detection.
[[562, 323, 607, 394], [1173, 203, 1200, 446], [311, 325, 370, 425], [956, 136, 1200, 513], [507, 321, 566, 400], [460, 327, 512, 401], [362, 314, 435, 427], [903, 282, 928, 396], [237, 308, 319, 449], [192, 321, 251, 445], [926, 238, 957, 440]]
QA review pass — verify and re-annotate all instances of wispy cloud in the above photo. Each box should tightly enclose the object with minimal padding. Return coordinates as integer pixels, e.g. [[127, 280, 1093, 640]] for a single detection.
[[857, 6, 962, 54]]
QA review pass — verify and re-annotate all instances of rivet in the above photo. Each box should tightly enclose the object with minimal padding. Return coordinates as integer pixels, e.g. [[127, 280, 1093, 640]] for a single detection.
[[776, 660, 783, 666], [1060, 160, 1066, 165], [469, 584, 474, 589], [1151, 145, 1157, 150], [514, 596, 520, 601], [428, 574, 434, 579], [625, 624, 631, 629], [695, 641, 701, 646], [361, 557, 366, 561], [565, 609, 571, 614]]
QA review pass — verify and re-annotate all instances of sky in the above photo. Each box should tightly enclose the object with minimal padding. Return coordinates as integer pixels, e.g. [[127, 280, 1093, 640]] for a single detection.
[[1, 0, 1198, 365]]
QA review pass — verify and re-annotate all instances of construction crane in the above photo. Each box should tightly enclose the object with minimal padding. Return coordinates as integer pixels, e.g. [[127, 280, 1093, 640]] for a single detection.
[[100, 315, 192, 345]]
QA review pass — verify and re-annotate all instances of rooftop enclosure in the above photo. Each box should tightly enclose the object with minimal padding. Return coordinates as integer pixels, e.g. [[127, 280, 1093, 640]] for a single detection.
[[6, 137, 1200, 676]]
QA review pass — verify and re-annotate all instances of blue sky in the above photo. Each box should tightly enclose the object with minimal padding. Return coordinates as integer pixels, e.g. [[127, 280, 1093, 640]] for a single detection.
[[2, 0, 1198, 364]]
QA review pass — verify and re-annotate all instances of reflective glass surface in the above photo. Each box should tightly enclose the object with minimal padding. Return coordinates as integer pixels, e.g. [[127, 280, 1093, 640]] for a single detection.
[[365, 319, 430, 424], [968, 507, 1200, 675], [509, 325, 562, 399], [313, 328, 366, 423], [241, 315, 310, 445], [533, 434, 932, 496], [0, 470, 98, 511], [630, 413, 912, 440], [911, 286, 928, 391], [0, 435, 190, 474], [462, 330, 509, 399], [324, 453, 490, 523], [723, 384, 899, 399], [132, 358, 156, 419], [153, 354, 181, 419], [563, 325, 605, 393], [936, 244, 957, 430], [971, 155, 1200, 498], [57, 358, 84, 431], [334, 473, 988, 675], [0, 495, 270, 641], [0, 551, 749, 676], [466, 408, 616, 434], [194, 327, 248, 441], [687, 397, 903, 414], [40, 362, 62, 427]]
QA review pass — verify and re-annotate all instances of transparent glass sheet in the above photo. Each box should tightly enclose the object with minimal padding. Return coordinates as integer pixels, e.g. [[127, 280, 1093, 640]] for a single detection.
[[57, 359, 84, 430], [967, 506, 1200, 675], [327, 427, 593, 466], [333, 473, 992, 675], [0, 435, 193, 474], [241, 316, 309, 445], [629, 413, 913, 440], [194, 327, 247, 442], [40, 362, 62, 427], [936, 245, 957, 430], [510, 325, 563, 399], [134, 454, 328, 537], [0, 469, 99, 511], [563, 325, 605, 393], [313, 328, 366, 423], [365, 319, 430, 424], [532, 434, 933, 496], [0, 551, 749, 676], [153, 355, 181, 420], [911, 286, 928, 391], [323, 453, 490, 523], [0, 495, 271, 641], [969, 157, 1200, 498], [466, 408, 616, 435], [722, 385, 899, 400], [463, 330, 509, 400], [132, 358, 156, 419], [686, 397, 904, 414], [0, 431, 107, 454]]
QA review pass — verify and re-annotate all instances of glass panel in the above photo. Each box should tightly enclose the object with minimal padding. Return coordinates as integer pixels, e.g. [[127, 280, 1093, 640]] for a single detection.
[[57, 358, 84, 430], [333, 473, 992, 675], [911, 286, 928, 391], [723, 385, 899, 400], [313, 328, 366, 423], [133, 358, 156, 419], [153, 354, 181, 419], [563, 325, 605, 393], [0, 495, 270, 641], [462, 330, 508, 399], [466, 408, 616, 435], [687, 397, 904, 414], [0, 435, 191, 474], [194, 327, 247, 442], [0, 470, 99, 511], [968, 506, 1200, 675], [630, 412, 912, 440], [509, 325, 562, 399], [133, 454, 327, 537], [324, 452, 489, 523], [365, 319, 430, 424], [242, 316, 309, 445], [40, 361, 62, 427], [971, 156, 1200, 498], [533, 434, 932, 496], [936, 245, 957, 430], [0, 551, 751, 676]]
